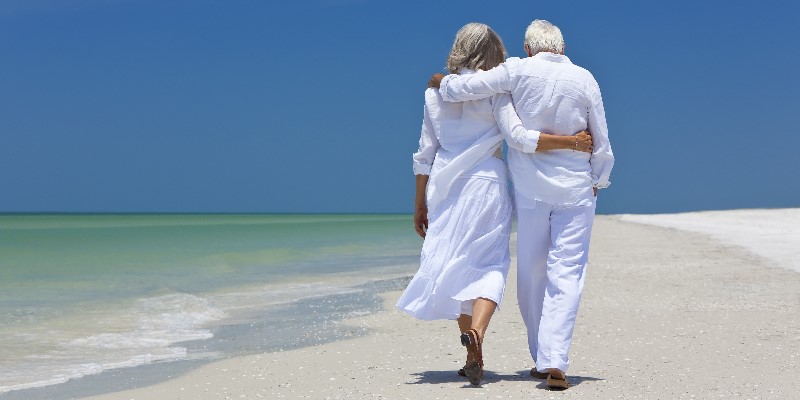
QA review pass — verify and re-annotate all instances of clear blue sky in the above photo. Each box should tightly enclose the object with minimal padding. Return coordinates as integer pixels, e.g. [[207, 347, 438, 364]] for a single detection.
[[1, 0, 798, 214]]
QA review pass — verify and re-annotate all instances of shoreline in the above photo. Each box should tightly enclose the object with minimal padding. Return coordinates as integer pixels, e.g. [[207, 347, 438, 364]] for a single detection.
[[5, 211, 800, 399], [0, 213, 421, 398], [0, 277, 412, 400]]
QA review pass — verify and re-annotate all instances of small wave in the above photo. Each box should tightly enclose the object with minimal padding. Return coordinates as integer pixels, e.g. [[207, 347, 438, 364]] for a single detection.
[[0, 269, 418, 395], [0, 293, 225, 395]]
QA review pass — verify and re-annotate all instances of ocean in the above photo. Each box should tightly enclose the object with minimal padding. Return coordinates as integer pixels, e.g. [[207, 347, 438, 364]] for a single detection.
[[0, 214, 421, 395]]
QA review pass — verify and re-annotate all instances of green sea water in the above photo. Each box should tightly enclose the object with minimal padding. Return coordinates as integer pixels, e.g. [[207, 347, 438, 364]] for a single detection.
[[0, 214, 420, 394]]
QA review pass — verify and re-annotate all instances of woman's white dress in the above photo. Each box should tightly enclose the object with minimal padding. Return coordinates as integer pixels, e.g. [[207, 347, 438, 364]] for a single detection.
[[396, 73, 539, 321]]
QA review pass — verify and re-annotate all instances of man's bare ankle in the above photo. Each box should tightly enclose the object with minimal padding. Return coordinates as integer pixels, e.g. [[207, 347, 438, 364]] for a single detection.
[[548, 368, 565, 379]]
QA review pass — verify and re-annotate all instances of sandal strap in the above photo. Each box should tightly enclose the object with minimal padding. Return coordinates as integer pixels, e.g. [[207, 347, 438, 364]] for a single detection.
[[469, 329, 483, 367], [459, 329, 484, 368]]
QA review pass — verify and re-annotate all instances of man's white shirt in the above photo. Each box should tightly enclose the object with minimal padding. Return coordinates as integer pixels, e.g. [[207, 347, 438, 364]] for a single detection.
[[440, 52, 614, 206]]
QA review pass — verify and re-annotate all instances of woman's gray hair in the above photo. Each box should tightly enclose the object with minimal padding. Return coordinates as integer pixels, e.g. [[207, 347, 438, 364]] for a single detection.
[[446, 23, 507, 74], [524, 19, 564, 55]]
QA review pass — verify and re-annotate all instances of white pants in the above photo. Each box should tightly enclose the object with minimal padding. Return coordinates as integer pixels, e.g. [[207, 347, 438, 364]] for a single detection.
[[516, 196, 596, 373]]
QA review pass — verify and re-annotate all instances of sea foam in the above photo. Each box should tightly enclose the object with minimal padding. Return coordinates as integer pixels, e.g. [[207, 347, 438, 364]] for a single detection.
[[0, 293, 224, 394]]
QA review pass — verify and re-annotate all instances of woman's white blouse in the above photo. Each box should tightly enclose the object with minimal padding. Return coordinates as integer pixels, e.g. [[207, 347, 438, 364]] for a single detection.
[[412, 72, 540, 181]]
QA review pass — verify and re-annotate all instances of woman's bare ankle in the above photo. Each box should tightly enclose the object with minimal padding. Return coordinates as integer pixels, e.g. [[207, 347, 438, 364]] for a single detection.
[[469, 328, 485, 343]]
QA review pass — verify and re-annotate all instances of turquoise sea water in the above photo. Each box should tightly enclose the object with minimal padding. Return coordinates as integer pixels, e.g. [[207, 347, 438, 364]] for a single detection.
[[0, 214, 420, 394]]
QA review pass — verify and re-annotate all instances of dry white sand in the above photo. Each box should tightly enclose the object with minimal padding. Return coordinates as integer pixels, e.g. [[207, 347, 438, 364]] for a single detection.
[[620, 208, 800, 273], [78, 211, 800, 399]]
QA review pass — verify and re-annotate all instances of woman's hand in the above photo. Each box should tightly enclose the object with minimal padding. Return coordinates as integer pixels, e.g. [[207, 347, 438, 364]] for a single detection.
[[575, 130, 593, 153], [414, 203, 428, 238]]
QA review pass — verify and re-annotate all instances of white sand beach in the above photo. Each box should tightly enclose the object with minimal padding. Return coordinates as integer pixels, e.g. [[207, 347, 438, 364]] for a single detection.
[[75, 209, 800, 399], [621, 208, 800, 273]]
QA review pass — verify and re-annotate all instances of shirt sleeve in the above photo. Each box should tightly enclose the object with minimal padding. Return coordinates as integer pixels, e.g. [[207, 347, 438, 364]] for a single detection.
[[439, 59, 516, 102], [492, 94, 540, 153], [587, 78, 614, 188], [412, 90, 440, 175]]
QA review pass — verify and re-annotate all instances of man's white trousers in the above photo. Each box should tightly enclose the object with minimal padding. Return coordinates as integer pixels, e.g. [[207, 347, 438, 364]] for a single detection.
[[516, 196, 596, 373]]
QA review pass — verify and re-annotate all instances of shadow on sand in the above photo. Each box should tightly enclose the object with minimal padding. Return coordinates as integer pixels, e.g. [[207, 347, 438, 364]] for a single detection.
[[408, 369, 603, 390], [513, 370, 605, 390]]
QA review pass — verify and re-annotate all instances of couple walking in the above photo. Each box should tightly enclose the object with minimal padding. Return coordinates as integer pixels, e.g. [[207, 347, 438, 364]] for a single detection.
[[396, 19, 614, 390]]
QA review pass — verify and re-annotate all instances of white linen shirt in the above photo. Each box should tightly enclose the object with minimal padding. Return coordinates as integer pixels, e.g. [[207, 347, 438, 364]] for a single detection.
[[413, 71, 542, 183], [440, 53, 614, 206]]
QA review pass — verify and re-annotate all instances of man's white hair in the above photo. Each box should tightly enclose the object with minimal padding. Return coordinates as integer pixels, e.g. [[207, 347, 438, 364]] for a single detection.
[[524, 19, 564, 55]]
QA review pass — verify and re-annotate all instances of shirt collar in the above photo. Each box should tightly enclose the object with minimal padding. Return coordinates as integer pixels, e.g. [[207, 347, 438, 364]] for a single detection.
[[533, 52, 572, 64]]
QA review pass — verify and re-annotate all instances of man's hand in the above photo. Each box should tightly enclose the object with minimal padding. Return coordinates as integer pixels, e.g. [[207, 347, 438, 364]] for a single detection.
[[414, 204, 428, 238], [428, 73, 445, 89], [575, 130, 593, 153]]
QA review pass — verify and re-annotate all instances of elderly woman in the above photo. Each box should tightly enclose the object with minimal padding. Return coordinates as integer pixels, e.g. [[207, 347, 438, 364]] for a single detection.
[[395, 23, 592, 386]]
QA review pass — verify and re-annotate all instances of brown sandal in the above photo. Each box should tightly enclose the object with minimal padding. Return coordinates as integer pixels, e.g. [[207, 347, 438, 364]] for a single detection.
[[546, 374, 571, 390], [459, 329, 483, 386]]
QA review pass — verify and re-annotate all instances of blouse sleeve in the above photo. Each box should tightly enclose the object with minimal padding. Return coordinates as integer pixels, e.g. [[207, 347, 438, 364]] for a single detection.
[[412, 90, 440, 175], [492, 93, 540, 153]]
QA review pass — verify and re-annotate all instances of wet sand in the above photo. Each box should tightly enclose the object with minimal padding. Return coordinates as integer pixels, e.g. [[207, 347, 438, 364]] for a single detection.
[[70, 212, 800, 399]]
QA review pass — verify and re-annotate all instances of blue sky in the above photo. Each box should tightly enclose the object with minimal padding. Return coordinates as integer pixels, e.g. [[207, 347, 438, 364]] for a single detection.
[[1, 0, 798, 214]]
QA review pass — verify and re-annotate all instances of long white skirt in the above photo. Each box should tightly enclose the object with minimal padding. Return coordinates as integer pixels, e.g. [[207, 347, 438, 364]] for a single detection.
[[396, 173, 512, 321]]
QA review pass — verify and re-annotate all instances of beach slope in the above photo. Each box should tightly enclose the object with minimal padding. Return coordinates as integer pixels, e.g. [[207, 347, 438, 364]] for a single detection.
[[79, 212, 800, 399]]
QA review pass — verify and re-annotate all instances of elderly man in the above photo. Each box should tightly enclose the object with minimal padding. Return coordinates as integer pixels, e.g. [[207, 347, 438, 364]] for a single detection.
[[430, 19, 614, 389]]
